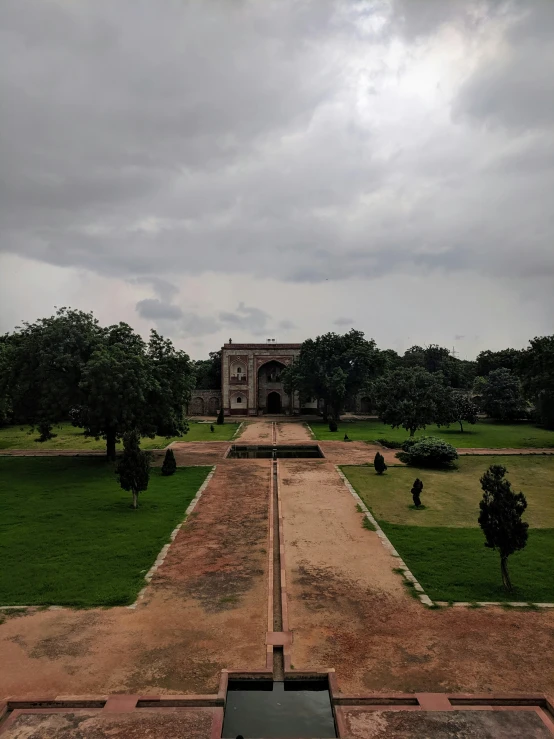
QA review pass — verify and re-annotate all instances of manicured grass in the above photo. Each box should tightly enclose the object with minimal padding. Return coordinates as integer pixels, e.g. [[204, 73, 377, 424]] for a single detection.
[[0, 421, 240, 451], [379, 523, 554, 603], [0, 458, 210, 606], [310, 419, 554, 448], [343, 456, 554, 528]]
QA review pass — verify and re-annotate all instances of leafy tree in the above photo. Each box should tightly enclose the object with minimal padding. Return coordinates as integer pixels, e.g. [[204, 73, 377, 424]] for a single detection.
[[0, 309, 194, 459], [402, 345, 475, 388], [520, 335, 554, 429], [397, 436, 458, 468], [436, 392, 479, 433], [411, 478, 423, 507], [478, 465, 528, 592], [281, 330, 382, 422], [374, 451, 387, 474], [161, 448, 177, 476], [193, 350, 222, 390], [216, 407, 224, 425], [480, 368, 528, 421], [476, 348, 523, 377], [372, 367, 448, 436], [116, 430, 151, 509]]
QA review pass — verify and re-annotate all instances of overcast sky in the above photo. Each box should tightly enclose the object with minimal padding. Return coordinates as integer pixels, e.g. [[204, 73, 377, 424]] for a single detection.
[[1, 0, 553, 359]]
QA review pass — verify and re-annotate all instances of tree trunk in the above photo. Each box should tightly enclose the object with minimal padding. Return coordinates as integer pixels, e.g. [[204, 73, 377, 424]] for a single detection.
[[322, 400, 328, 423], [132, 490, 138, 510], [106, 426, 117, 461], [459, 421, 464, 433], [409, 427, 416, 437], [500, 555, 512, 592]]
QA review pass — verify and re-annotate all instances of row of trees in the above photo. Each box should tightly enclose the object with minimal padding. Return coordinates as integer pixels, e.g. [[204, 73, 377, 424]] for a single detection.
[[0, 308, 195, 459], [281, 330, 554, 430]]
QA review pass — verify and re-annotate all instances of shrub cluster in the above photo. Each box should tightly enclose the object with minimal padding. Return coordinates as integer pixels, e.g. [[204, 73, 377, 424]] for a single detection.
[[376, 438, 404, 449], [396, 436, 458, 468]]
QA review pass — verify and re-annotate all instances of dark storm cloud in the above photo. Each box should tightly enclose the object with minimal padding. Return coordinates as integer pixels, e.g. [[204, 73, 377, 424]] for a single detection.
[[0, 0, 553, 307], [136, 298, 183, 321]]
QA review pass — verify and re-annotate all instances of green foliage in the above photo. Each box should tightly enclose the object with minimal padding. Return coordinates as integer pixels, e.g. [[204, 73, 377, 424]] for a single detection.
[[282, 329, 382, 421], [476, 348, 523, 377], [329, 419, 338, 432], [116, 430, 151, 509], [435, 391, 479, 432], [402, 344, 476, 389], [161, 447, 177, 476], [480, 368, 528, 422], [520, 335, 554, 429], [372, 367, 448, 436], [193, 350, 222, 390], [217, 407, 224, 425], [0, 309, 194, 459], [397, 436, 458, 468], [0, 458, 210, 606], [411, 477, 423, 507], [478, 465, 528, 591], [373, 451, 387, 474]]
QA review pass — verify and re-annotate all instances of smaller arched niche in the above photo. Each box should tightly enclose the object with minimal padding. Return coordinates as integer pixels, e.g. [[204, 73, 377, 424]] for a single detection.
[[230, 392, 246, 411], [230, 359, 247, 383]]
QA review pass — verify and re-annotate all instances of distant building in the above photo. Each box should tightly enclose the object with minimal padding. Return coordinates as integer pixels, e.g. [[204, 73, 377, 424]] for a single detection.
[[188, 341, 373, 416]]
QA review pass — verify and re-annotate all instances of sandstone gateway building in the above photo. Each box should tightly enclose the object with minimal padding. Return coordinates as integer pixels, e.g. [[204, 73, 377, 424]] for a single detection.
[[189, 340, 372, 417]]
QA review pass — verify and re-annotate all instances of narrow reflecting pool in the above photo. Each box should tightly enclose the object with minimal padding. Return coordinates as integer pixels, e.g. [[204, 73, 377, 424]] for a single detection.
[[227, 445, 324, 459], [222, 679, 336, 738]]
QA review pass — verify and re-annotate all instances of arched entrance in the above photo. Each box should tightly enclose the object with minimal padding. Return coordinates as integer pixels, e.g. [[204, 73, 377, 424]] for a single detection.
[[267, 391, 281, 414], [360, 396, 371, 414]]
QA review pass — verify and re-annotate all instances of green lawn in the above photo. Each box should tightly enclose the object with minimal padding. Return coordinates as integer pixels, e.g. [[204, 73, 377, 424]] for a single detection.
[[0, 458, 210, 606], [0, 421, 240, 451], [381, 524, 554, 603], [310, 419, 554, 448], [342, 457, 554, 602], [343, 456, 554, 528]]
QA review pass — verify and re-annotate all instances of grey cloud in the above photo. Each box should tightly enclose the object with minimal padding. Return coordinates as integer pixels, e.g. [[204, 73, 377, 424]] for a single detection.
[[278, 320, 297, 330], [454, 5, 554, 131], [334, 317, 355, 326], [136, 298, 183, 321], [0, 0, 553, 330], [219, 303, 271, 336]]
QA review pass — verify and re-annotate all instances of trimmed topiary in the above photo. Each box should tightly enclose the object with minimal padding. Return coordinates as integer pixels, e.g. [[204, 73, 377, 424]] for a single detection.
[[397, 436, 458, 468], [161, 447, 177, 476], [329, 419, 338, 432], [411, 478, 423, 507], [374, 451, 387, 475], [216, 407, 224, 425]]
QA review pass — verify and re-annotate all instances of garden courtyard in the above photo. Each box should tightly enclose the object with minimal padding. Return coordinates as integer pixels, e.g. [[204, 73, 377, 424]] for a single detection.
[[0, 419, 553, 737]]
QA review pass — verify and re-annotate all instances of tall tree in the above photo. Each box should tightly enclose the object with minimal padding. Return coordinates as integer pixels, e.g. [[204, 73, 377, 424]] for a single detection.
[[478, 465, 528, 592], [372, 367, 447, 436], [116, 430, 151, 509], [193, 350, 222, 390], [480, 368, 528, 421], [476, 348, 523, 377], [282, 330, 382, 421], [520, 335, 554, 429], [435, 392, 479, 433]]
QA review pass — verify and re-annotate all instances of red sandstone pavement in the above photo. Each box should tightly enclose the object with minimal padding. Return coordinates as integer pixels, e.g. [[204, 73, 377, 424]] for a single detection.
[[279, 458, 554, 697]]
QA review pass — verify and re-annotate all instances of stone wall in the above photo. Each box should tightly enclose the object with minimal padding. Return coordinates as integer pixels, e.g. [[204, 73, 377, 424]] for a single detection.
[[188, 389, 221, 416]]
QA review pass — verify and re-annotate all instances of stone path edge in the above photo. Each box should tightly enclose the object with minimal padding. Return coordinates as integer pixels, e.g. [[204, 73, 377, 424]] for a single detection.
[[335, 466, 554, 611], [0, 466, 216, 613]]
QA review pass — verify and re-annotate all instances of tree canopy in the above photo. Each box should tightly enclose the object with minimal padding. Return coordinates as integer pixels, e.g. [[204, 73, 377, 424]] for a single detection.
[[0, 308, 194, 458], [520, 335, 554, 429], [479, 368, 528, 422], [372, 367, 449, 436], [282, 329, 382, 420]]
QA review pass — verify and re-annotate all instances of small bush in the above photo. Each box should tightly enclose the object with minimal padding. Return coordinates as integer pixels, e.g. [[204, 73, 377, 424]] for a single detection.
[[376, 438, 404, 449], [161, 448, 177, 476], [397, 436, 458, 468], [374, 451, 387, 474], [216, 408, 224, 425], [329, 419, 338, 432]]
